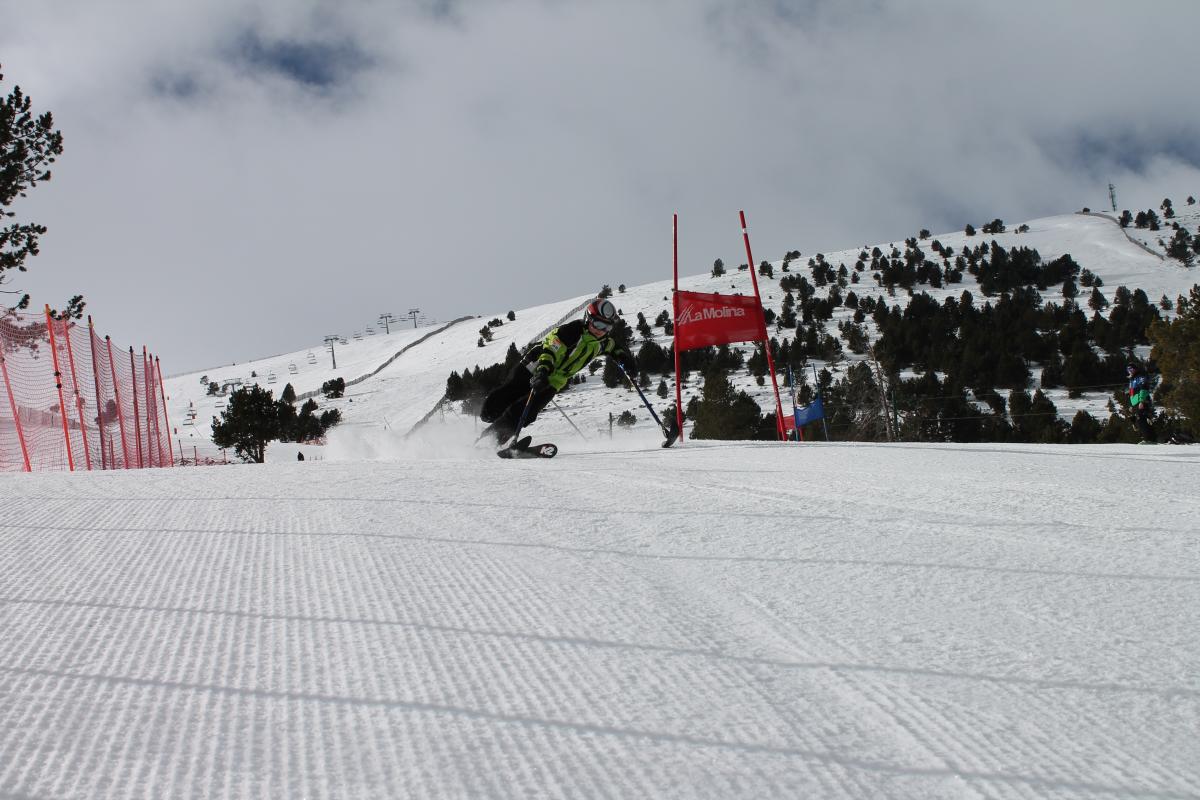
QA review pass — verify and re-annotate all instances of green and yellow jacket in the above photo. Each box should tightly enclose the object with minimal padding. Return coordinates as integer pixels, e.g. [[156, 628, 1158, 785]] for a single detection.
[[525, 320, 630, 390]]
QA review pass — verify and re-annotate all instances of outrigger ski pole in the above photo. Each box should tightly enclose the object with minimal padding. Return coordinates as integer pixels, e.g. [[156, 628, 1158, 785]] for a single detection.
[[550, 398, 588, 441], [617, 364, 679, 448]]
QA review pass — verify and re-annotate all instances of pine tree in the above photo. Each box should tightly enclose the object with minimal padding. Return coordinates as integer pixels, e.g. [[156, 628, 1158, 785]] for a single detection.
[[319, 408, 342, 431], [1, 64, 66, 310], [505, 342, 521, 369], [1167, 228, 1194, 266], [602, 357, 623, 388], [211, 386, 282, 463], [689, 363, 763, 440], [277, 396, 299, 441], [1149, 286, 1200, 436], [636, 340, 669, 375], [445, 370, 465, 400], [636, 312, 653, 339], [292, 399, 320, 441]]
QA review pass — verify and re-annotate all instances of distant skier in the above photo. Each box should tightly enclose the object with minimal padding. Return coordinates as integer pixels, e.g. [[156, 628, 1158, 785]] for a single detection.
[[481, 298, 637, 445], [1126, 363, 1156, 443]]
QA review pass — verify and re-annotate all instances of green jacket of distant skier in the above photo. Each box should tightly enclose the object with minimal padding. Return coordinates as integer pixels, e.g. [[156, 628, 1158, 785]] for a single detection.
[[1128, 371, 1152, 408], [528, 319, 631, 390]]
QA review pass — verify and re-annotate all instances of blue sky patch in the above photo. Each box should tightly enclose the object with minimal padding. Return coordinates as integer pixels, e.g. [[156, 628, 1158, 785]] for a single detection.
[[230, 30, 373, 91]]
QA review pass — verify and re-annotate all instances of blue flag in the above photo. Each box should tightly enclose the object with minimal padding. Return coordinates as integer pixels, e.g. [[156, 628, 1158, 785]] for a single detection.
[[794, 396, 825, 427]]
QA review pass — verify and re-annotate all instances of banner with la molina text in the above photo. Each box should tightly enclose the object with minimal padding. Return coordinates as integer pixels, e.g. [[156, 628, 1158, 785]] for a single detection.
[[672, 290, 766, 352]]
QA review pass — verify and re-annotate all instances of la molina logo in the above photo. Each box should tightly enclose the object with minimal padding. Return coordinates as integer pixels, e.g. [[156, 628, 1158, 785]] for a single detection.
[[677, 302, 748, 327]]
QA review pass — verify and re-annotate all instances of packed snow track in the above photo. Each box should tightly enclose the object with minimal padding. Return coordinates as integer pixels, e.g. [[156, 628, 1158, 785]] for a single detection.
[[1, 439, 1197, 799]]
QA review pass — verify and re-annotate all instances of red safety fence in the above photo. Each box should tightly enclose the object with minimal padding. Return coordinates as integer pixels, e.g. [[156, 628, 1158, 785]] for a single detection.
[[0, 307, 175, 472]]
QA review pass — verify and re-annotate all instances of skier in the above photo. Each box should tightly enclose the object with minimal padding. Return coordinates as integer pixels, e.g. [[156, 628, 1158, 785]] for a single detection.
[[481, 298, 638, 448], [1127, 363, 1156, 443]]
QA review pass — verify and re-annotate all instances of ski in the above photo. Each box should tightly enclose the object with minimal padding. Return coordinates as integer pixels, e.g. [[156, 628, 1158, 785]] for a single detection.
[[497, 438, 557, 459]]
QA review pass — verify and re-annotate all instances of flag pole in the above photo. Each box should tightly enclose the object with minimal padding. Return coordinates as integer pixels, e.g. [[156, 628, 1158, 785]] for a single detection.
[[739, 210, 786, 440], [672, 213, 685, 443], [787, 366, 802, 442]]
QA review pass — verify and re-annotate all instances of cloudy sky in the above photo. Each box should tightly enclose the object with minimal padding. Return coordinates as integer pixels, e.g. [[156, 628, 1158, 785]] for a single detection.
[[3, 0, 1199, 372]]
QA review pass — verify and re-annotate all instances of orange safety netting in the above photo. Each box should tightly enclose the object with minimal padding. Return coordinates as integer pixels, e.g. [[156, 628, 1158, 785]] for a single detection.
[[0, 309, 175, 472]]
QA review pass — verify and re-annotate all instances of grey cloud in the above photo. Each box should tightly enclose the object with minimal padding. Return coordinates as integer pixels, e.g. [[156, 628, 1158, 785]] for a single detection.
[[3, 0, 1200, 372], [1036, 127, 1200, 180], [149, 71, 205, 101]]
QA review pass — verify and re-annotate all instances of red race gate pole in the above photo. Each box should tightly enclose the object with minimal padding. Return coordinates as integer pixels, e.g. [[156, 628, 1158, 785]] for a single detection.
[[106, 337, 131, 468], [143, 347, 160, 467], [671, 213, 685, 444], [44, 306, 76, 471], [739, 211, 787, 441], [87, 317, 108, 469], [62, 318, 93, 470], [155, 355, 175, 466], [129, 347, 143, 468], [142, 348, 154, 467], [0, 354, 32, 472]]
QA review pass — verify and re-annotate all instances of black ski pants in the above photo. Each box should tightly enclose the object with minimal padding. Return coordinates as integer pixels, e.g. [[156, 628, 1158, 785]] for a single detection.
[[1134, 404, 1156, 443], [480, 366, 557, 439]]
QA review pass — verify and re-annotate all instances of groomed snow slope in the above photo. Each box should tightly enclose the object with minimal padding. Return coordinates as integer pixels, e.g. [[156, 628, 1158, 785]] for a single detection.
[[163, 295, 590, 457], [2, 437, 1197, 799]]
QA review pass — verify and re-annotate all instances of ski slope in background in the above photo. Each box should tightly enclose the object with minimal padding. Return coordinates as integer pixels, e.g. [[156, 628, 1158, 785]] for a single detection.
[[162, 295, 590, 457], [1, 436, 1197, 798], [164, 211, 1199, 461]]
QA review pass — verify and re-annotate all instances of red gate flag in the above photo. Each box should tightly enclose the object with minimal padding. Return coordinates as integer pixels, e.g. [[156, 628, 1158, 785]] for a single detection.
[[670, 211, 787, 442], [672, 290, 765, 352]]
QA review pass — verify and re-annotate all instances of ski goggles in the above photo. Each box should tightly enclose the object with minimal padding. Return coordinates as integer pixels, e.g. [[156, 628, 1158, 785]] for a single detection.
[[586, 316, 613, 332]]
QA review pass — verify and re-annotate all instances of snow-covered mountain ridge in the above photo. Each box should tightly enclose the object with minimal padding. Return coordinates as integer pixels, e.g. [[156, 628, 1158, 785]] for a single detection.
[[164, 208, 1198, 459]]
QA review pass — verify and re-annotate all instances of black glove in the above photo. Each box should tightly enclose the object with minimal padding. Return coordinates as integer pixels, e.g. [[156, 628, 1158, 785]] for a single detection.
[[530, 369, 551, 394]]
